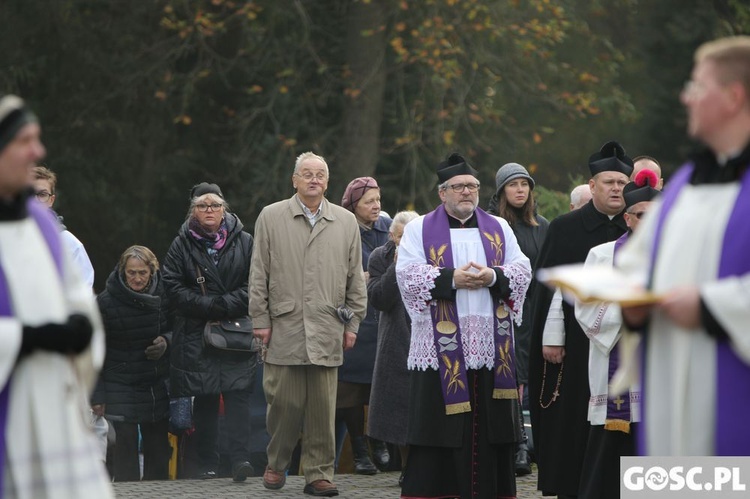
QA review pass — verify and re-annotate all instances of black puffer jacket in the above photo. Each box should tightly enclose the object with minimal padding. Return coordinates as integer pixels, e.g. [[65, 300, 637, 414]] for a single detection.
[[162, 212, 257, 397], [93, 269, 171, 423]]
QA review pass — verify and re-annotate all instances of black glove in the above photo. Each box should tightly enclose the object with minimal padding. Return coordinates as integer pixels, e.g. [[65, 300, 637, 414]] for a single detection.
[[20, 313, 93, 356], [208, 297, 228, 319]]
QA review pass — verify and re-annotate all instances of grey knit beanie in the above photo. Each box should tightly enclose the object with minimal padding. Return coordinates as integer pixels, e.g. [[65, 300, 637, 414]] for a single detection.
[[494, 163, 535, 191]]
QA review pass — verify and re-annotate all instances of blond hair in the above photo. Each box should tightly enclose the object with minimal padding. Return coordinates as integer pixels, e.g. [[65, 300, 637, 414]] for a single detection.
[[695, 36, 750, 97], [118, 245, 159, 277]]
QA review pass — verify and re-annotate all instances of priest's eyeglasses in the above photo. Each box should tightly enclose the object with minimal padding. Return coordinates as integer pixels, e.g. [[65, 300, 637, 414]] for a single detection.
[[196, 203, 223, 212], [446, 182, 480, 193], [628, 211, 646, 220], [35, 190, 53, 202]]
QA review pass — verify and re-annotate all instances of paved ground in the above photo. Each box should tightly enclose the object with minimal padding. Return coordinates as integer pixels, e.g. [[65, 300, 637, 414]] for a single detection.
[[113, 469, 543, 498]]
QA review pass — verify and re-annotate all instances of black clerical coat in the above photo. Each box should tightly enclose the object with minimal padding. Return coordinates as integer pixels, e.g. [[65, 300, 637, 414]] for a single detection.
[[527, 199, 627, 496]]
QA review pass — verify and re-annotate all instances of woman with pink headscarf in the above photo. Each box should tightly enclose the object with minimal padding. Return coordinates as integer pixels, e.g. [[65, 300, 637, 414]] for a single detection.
[[335, 177, 392, 474]]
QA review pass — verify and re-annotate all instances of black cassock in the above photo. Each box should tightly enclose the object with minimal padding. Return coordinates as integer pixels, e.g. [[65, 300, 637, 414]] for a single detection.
[[527, 199, 627, 497]]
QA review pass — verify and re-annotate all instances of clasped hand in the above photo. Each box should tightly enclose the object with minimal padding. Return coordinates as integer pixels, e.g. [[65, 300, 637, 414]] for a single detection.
[[145, 336, 167, 360], [454, 262, 494, 290]]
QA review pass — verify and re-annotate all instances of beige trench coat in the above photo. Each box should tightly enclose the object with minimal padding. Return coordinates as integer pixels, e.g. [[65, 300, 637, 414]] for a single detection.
[[249, 195, 367, 366]]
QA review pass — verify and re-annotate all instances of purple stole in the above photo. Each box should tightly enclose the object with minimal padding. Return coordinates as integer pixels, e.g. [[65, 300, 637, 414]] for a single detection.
[[0, 200, 64, 492], [646, 162, 750, 455], [603, 232, 636, 433], [422, 205, 517, 415]]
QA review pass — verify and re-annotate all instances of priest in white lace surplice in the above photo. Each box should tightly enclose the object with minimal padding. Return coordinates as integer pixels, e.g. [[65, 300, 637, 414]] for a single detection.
[[396, 153, 530, 499]]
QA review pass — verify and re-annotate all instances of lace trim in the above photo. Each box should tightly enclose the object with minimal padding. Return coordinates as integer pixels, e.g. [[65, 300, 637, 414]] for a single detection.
[[500, 262, 531, 327], [407, 313, 500, 371], [396, 263, 441, 315]]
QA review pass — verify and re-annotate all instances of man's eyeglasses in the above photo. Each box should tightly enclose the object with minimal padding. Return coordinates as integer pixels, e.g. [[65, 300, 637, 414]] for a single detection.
[[628, 211, 646, 220], [295, 172, 327, 182], [35, 191, 53, 202], [196, 203, 223, 212], [445, 182, 480, 193]]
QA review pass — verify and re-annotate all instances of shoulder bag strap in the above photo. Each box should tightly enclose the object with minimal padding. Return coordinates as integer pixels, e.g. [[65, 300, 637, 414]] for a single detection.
[[195, 263, 207, 296]]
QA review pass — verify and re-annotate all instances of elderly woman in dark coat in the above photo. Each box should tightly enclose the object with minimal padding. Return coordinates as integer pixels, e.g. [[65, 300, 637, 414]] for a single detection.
[[92, 245, 172, 481], [335, 177, 392, 474], [162, 182, 257, 482], [487, 162, 549, 475], [366, 210, 419, 482]]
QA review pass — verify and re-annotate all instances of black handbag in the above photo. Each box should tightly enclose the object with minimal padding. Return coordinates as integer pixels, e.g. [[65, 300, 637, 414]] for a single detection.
[[196, 264, 259, 354], [203, 317, 259, 352]]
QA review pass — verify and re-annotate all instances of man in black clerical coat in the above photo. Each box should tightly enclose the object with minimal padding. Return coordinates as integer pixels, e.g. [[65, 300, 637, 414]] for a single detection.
[[528, 141, 632, 498]]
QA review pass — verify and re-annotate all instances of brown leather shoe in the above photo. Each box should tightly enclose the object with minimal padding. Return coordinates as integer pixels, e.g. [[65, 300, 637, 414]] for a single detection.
[[262, 466, 286, 490], [303, 479, 339, 497]]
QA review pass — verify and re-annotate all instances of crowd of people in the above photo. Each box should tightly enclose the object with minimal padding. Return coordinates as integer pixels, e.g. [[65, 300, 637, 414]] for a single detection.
[[1, 34, 749, 499]]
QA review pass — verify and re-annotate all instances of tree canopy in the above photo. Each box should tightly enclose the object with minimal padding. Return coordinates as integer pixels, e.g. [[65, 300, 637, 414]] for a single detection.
[[1, 0, 748, 290]]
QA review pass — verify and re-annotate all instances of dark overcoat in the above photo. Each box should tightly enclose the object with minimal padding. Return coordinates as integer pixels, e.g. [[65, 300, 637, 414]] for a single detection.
[[338, 215, 391, 384], [527, 199, 627, 496], [366, 240, 412, 445]]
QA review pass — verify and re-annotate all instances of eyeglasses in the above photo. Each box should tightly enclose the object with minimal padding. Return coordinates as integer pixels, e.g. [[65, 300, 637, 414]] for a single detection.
[[628, 211, 646, 220], [196, 203, 223, 212], [445, 182, 480, 193], [295, 172, 327, 182], [35, 190, 53, 202]]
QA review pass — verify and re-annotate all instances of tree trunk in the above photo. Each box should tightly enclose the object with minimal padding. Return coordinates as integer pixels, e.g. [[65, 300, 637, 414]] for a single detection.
[[334, 1, 387, 190]]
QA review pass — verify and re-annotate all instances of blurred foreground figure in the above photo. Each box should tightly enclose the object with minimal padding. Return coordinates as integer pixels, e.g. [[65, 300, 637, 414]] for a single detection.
[[620, 36, 750, 456], [0, 95, 112, 497]]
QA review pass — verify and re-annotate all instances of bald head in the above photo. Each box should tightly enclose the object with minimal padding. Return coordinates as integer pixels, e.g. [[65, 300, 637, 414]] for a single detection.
[[569, 184, 592, 211]]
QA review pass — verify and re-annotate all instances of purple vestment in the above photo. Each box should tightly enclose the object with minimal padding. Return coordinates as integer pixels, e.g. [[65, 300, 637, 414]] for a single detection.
[[646, 163, 750, 455], [421, 205, 518, 414]]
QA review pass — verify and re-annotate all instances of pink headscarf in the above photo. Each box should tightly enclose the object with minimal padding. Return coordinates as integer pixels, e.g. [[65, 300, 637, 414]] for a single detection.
[[341, 177, 379, 212]]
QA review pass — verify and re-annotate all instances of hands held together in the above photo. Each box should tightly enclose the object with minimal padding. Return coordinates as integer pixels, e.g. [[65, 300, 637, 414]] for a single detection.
[[454, 261, 495, 290]]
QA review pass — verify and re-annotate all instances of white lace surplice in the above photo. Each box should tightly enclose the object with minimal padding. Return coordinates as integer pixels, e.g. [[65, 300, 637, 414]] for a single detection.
[[396, 214, 531, 372]]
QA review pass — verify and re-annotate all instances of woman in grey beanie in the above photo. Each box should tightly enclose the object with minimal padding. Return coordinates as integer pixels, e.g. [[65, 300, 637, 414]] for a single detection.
[[487, 162, 549, 476]]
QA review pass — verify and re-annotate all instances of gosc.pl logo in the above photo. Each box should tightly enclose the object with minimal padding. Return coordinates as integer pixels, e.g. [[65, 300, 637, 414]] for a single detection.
[[624, 466, 746, 492]]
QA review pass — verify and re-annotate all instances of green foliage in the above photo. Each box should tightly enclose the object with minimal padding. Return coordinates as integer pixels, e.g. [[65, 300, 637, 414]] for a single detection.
[[534, 185, 570, 221]]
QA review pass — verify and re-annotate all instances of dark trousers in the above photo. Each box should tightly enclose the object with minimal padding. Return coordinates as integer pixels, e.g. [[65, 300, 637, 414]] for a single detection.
[[112, 419, 171, 482], [193, 390, 252, 472]]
